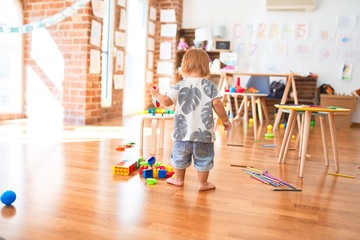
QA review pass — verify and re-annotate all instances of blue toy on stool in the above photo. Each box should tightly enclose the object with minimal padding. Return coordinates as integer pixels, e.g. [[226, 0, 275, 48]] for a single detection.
[[1, 190, 16, 206]]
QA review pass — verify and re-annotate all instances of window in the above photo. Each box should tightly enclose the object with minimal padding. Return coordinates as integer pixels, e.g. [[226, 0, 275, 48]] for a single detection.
[[101, 0, 115, 107], [0, 0, 23, 113]]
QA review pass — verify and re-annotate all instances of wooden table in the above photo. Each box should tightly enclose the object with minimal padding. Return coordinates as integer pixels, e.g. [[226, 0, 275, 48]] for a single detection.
[[275, 104, 350, 177], [219, 71, 299, 130]]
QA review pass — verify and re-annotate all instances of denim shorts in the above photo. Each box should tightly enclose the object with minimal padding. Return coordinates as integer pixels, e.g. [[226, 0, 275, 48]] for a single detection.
[[170, 141, 214, 172]]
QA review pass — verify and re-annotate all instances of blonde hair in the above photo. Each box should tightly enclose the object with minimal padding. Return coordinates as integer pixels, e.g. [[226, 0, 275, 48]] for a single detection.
[[180, 49, 210, 79]]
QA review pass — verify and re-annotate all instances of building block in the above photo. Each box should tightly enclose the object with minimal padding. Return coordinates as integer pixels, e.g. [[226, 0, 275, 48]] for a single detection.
[[112, 158, 142, 176], [143, 169, 153, 178]]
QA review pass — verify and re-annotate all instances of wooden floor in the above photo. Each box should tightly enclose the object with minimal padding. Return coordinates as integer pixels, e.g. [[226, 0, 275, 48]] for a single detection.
[[0, 115, 359, 240]]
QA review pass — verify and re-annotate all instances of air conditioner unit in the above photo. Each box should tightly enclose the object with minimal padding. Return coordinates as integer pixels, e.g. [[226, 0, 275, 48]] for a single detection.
[[266, 0, 316, 11]]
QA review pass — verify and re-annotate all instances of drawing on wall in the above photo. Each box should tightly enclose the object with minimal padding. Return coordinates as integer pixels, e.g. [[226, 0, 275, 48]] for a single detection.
[[115, 50, 124, 71], [337, 15, 357, 29], [271, 41, 287, 58], [269, 23, 281, 39], [147, 51, 154, 69], [256, 23, 268, 39], [148, 21, 156, 35], [90, 19, 102, 47], [114, 31, 126, 47], [149, 6, 157, 21], [119, 8, 127, 30], [160, 9, 176, 22], [147, 37, 155, 51], [282, 23, 294, 40], [318, 48, 337, 61], [117, 0, 126, 7], [293, 44, 312, 57], [342, 63, 353, 81], [91, 0, 105, 19], [295, 23, 309, 40], [249, 42, 259, 56], [146, 70, 153, 83], [233, 23, 245, 38], [89, 49, 101, 74], [113, 74, 124, 89], [339, 48, 360, 63], [160, 42, 171, 60], [338, 33, 358, 47], [236, 42, 247, 56], [318, 30, 335, 41], [160, 24, 177, 37]]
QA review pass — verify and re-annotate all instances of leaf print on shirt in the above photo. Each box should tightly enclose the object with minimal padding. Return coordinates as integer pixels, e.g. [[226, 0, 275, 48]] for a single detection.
[[178, 85, 202, 114], [190, 128, 212, 142], [201, 102, 213, 130], [202, 79, 218, 98], [173, 113, 187, 140]]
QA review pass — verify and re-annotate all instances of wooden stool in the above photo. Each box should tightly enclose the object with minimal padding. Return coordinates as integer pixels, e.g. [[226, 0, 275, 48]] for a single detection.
[[140, 114, 174, 154]]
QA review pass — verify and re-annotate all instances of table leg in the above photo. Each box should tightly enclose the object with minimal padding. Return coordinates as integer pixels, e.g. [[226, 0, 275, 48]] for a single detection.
[[278, 110, 296, 163], [273, 74, 294, 130], [150, 119, 159, 154], [327, 112, 339, 172], [251, 95, 257, 139], [281, 110, 297, 163], [140, 117, 146, 151], [243, 95, 249, 126], [299, 111, 311, 178], [319, 115, 329, 167], [256, 98, 263, 125]]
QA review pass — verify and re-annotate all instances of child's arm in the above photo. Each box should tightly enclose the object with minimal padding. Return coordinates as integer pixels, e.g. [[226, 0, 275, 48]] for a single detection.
[[150, 86, 174, 107], [212, 98, 232, 131]]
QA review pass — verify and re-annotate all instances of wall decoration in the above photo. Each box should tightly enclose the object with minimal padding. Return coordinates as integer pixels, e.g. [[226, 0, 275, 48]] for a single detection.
[[149, 6, 157, 21], [160, 9, 176, 22], [337, 15, 357, 29], [113, 74, 124, 89], [119, 8, 127, 30], [89, 49, 101, 74], [160, 42, 172, 60], [91, 0, 105, 19], [342, 63, 353, 81], [90, 19, 102, 47], [0, 0, 90, 33], [318, 48, 337, 61], [295, 23, 309, 40], [115, 50, 124, 71], [114, 31, 126, 47], [160, 24, 177, 37]]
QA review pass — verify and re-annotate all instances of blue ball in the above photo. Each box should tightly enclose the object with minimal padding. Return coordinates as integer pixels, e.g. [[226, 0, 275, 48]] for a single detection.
[[1, 190, 16, 206]]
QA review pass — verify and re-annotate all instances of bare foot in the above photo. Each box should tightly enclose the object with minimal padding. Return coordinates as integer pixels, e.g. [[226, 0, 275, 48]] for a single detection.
[[166, 177, 184, 187], [198, 182, 216, 191]]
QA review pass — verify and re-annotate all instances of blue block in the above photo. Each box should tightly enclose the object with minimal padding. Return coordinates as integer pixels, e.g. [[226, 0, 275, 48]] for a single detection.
[[158, 169, 167, 178], [143, 169, 153, 178], [147, 156, 156, 166]]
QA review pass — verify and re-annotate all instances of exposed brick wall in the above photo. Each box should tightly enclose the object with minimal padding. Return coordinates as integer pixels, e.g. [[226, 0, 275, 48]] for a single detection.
[[16, 0, 182, 124], [21, 0, 100, 125]]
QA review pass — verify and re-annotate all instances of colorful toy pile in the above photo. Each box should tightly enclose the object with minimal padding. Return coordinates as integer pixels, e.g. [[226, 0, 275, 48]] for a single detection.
[[112, 156, 174, 183], [139, 157, 174, 185]]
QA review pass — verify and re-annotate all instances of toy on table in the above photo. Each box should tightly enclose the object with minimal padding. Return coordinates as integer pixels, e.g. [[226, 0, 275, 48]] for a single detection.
[[1, 190, 16, 206], [177, 37, 189, 51], [235, 77, 245, 93], [115, 142, 135, 151], [139, 156, 174, 180]]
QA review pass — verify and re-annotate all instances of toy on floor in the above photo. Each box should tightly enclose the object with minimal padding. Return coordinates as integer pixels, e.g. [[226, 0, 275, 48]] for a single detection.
[[139, 156, 174, 179], [112, 157, 143, 175], [115, 142, 135, 151], [241, 167, 301, 191], [1, 190, 16, 206]]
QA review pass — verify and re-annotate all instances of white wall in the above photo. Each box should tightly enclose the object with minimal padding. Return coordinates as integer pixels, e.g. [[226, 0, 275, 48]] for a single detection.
[[182, 0, 360, 123]]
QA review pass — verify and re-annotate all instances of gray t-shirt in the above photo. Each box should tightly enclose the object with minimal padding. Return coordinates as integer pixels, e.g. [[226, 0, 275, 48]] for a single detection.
[[166, 78, 221, 143]]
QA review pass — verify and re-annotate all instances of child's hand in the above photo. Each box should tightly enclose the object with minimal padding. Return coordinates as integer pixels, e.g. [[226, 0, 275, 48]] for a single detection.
[[223, 120, 232, 131], [150, 85, 159, 98]]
